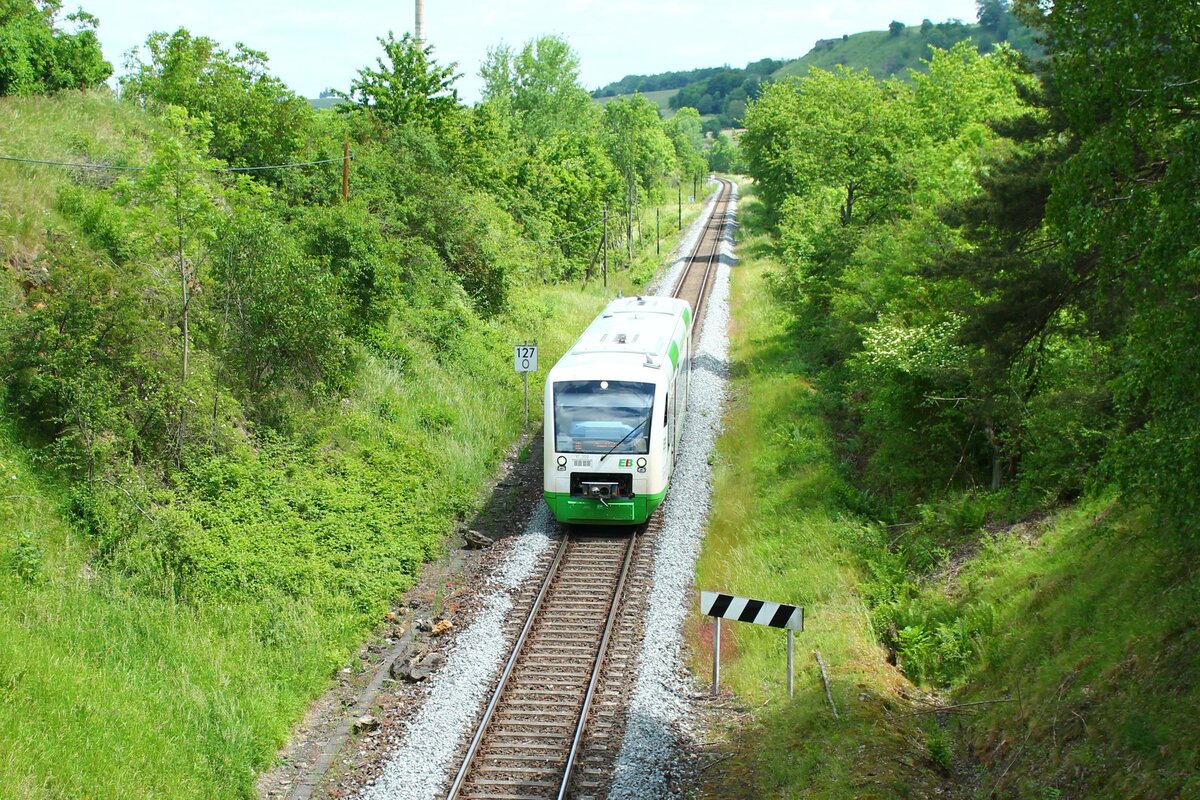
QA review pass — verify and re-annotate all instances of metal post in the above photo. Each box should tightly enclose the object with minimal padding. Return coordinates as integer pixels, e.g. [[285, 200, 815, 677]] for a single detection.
[[656, 208, 660, 255], [712, 616, 721, 696], [678, 184, 682, 228], [523, 370, 529, 429], [787, 629, 794, 698]]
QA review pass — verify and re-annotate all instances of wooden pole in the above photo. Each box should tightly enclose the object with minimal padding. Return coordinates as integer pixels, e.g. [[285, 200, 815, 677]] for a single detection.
[[602, 205, 608, 290], [678, 184, 682, 229], [341, 142, 350, 202]]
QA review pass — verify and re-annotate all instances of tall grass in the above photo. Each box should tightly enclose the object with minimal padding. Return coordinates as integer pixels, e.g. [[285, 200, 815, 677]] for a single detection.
[[692, 191, 944, 798]]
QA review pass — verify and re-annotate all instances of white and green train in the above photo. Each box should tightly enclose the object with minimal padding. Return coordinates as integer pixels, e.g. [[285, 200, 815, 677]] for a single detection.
[[543, 296, 692, 525]]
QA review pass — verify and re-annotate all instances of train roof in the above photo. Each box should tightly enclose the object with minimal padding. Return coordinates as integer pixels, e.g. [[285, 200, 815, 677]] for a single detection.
[[548, 296, 692, 381]]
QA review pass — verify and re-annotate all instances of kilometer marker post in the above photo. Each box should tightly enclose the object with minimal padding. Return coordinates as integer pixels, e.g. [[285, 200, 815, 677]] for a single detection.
[[514, 343, 538, 428]]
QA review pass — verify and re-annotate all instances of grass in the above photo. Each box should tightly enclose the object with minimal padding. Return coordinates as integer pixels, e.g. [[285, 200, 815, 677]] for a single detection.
[[949, 501, 1200, 798], [692, 188, 945, 798]]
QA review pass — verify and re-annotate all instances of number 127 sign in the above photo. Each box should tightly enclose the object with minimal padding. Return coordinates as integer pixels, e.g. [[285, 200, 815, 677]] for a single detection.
[[514, 345, 538, 372]]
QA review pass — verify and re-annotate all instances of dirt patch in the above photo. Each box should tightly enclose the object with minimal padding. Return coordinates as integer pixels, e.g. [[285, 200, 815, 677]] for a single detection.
[[257, 431, 548, 800]]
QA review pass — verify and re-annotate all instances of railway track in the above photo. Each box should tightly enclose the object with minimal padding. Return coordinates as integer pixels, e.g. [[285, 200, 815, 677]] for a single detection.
[[673, 177, 733, 337], [445, 179, 736, 800]]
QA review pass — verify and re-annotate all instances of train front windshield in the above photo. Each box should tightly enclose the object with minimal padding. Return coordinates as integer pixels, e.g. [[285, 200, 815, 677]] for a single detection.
[[553, 380, 655, 455]]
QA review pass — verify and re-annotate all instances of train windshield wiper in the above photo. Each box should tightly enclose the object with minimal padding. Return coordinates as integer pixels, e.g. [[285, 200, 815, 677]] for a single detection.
[[599, 417, 648, 463]]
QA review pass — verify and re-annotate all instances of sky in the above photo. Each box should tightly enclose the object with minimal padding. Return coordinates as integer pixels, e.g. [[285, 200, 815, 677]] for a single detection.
[[79, 0, 984, 102]]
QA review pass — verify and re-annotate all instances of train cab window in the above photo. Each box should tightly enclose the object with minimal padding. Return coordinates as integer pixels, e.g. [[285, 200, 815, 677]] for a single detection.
[[553, 380, 655, 455]]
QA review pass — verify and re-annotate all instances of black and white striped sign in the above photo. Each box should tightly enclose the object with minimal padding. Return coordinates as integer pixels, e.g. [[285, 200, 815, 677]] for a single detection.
[[700, 591, 804, 631]]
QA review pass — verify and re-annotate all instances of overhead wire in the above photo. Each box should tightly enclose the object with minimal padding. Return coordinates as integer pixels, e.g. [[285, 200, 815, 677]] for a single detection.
[[0, 154, 350, 172]]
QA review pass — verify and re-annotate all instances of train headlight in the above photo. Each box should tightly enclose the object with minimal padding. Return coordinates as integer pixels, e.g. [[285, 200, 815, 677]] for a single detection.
[[636, 457, 647, 473], [557, 455, 567, 471]]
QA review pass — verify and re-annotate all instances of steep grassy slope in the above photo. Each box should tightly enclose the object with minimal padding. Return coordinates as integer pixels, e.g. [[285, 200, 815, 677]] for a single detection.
[[947, 502, 1200, 797], [0, 91, 716, 799]]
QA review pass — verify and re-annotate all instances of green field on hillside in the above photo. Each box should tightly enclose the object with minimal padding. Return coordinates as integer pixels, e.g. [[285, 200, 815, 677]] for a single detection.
[[774, 20, 1040, 81]]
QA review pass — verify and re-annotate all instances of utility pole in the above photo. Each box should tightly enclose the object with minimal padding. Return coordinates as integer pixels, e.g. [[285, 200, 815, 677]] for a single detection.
[[415, 0, 425, 47], [341, 141, 350, 202], [656, 208, 660, 255], [678, 184, 682, 229], [602, 205, 608, 290]]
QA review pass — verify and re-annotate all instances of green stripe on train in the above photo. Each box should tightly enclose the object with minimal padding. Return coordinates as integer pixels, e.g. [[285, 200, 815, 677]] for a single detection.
[[668, 340, 679, 369], [544, 488, 669, 525]]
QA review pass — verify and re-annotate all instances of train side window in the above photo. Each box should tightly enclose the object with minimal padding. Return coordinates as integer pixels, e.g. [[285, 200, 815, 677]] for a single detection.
[[664, 395, 669, 424]]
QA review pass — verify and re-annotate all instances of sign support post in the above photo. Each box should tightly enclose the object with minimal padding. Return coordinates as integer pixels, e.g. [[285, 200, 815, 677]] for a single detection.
[[700, 590, 803, 698], [514, 343, 538, 429], [787, 629, 794, 697], [712, 616, 721, 697]]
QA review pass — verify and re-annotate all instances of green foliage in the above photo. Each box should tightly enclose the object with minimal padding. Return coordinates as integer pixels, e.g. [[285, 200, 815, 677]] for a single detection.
[[344, 31, 460, 131], [119, 28, 313, 170], [209, 205, 349, 412], [6, 530, 44, 582], [482, 35, 596, 141], [1012, 0, 1200, 529], [0, 1, 111, 95], [0, 238, 172, 475]]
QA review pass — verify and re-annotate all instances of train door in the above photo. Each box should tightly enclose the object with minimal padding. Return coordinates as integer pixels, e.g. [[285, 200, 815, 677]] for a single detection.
[[668, 376, 679, 465]]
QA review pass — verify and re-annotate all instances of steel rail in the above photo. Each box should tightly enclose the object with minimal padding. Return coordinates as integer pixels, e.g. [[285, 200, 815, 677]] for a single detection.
[[444, 535, 570, 800], [673, 178, 732, 335], [556, 532, 639, 799]]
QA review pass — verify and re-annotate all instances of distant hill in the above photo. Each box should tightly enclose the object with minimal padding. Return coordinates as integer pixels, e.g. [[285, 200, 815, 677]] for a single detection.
[[592, 9, 1040, 131], [775, 16, 1041, 81]]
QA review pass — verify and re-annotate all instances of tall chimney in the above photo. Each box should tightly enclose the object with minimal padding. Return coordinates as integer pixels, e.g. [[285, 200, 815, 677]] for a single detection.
[[415, 0, 425, 47]]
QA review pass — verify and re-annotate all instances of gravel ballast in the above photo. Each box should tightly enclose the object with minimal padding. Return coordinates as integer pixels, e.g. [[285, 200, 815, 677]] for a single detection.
[[354, 181, 735, 800], [607, 182, 737, 799], [356, 510, 554, 800]]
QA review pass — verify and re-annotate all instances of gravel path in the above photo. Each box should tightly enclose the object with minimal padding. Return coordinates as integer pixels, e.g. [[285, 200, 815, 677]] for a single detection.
[[607, 181, 737, 799], [355, 181, 735, 800]]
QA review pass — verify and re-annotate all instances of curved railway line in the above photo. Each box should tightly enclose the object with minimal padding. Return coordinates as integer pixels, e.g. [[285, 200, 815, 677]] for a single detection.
[[444, 178, 735, 800]]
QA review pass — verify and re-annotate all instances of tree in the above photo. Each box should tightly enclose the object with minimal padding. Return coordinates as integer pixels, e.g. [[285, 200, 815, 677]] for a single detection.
[[602, 96, 677, 255], [1014, 0, 1200, 526], [743, 67, 909, 226], [210, 207, 348, 410], [664, 107, 707, 182], [120, 29, 312, 171], [0, 1, 110, 95], [121, 106, 222, 465], [480, 35, 595, 141], [977, 0, 1009, 31], [889, 20, 905, 36], [345, 31, 460, 131]]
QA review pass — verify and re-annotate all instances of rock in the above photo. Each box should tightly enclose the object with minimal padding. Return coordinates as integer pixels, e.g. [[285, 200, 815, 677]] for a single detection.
[[353, 714, 379, 733], [463, 528, 493, 549], [414, 616, 433, 632], [405, 652, 448, 682], [431, 618, 453, 636]]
